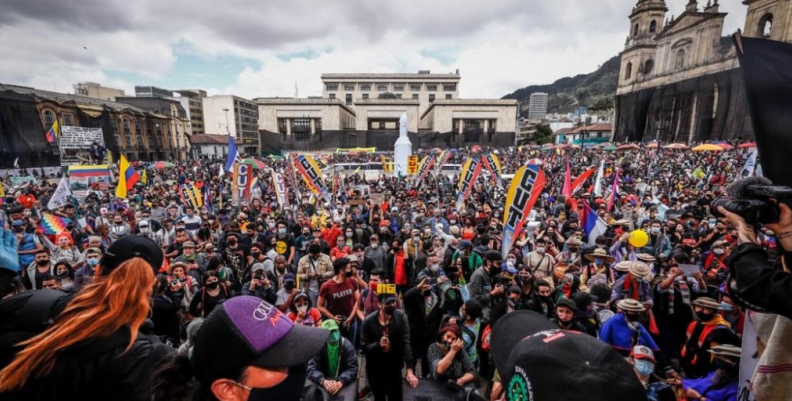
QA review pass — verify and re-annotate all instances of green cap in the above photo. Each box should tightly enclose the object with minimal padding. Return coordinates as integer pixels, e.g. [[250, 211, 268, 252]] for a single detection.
[[321, 319, 339, 331]]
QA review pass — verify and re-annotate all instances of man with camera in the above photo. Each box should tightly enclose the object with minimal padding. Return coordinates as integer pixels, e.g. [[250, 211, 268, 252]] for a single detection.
[[241, 264, 276, 304], [718, 200, 792, 319]]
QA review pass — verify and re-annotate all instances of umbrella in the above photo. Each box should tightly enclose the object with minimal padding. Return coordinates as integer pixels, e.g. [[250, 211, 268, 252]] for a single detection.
[[603, 145, 617, 151], [241, 158, 266, 169], [471, 145, 482, 152], [715, 143, 734, 150], [692, 144, 725, 152], [645, 142, 659, 149], [526, 158, 544, 165], [663, 143, 688, 149], [266, 154, 283, 160], [738, 142, 757, 148], [617, 144, 639, 150], [148, 161, 175, 169]]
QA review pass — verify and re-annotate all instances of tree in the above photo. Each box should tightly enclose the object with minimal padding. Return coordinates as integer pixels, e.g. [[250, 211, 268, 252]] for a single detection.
[[536, 124, 553, 137]]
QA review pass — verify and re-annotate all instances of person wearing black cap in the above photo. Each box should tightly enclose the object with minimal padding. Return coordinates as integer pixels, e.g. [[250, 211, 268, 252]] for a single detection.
[[0, 235, 171, 400], [552, 298, 588, 333], [679, 297, 738, 379], [491, 310, 648, 401], [153, 296, 330, 401]]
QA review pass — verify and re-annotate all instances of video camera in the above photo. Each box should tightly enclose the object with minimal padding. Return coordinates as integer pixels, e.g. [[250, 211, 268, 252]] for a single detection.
[[710, 177, 792, 225]]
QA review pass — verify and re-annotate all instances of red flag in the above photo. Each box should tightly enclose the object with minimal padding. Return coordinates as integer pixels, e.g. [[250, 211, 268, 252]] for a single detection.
[[561, 159, 572, 197], [571, 167, 597, 195]]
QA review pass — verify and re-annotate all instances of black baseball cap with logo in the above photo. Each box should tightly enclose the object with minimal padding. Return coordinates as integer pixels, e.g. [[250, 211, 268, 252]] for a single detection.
[[492, 311, 647, 401]]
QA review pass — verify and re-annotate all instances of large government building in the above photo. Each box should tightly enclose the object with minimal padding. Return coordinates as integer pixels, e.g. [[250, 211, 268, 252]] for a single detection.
[[613, 0, 792, 142], [256, 71, 517, 152]]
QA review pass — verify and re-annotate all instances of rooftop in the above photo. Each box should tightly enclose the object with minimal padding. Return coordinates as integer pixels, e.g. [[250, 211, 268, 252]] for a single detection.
[[0, 83, 146, 113], [321, 72, 460, 80], [565, 123, 613, 135]]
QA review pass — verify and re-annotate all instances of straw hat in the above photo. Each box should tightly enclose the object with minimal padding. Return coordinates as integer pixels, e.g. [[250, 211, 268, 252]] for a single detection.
[[613, 260, 631, 273], [708, 344, 742, 359], [636, 253, 656, 263], [691, 297, 722, 310], [584, 248, 615, 263], [616, 298, 646, 312], [628, 261, 653, 281]]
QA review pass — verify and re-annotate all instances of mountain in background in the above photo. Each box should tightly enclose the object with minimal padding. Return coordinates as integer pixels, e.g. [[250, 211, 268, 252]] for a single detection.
[[503, 55, 621, 116]]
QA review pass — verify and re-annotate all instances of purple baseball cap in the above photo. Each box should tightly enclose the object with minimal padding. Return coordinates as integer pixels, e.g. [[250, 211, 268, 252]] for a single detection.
[[191, 296, 329, 383]]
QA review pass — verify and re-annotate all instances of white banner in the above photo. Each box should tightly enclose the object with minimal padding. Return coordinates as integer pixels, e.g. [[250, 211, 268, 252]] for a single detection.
[[47, 176, 72, 210], [739, 313, 759, 401], [59, 126, 105, 166], [741, 148, 758, 178]]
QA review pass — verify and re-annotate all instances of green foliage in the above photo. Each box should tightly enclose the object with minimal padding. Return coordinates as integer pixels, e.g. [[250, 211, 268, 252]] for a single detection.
[[504, 55, 621, 115], [535, 123, 553, 137]]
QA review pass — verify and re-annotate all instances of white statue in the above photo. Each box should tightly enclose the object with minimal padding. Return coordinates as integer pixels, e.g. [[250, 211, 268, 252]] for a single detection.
[[394, 112, 412, 176]]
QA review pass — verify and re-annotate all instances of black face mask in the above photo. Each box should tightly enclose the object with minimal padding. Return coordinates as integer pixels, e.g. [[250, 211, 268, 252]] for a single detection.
[[206, 281, 219, 290], [698, 312, 715, 322], [625, 313, 642, 322], [251, 252, 261, 259], [228, 239, 237, 245], [489, 265, 502, 277], [383, 305, 396, 315], [345, 271, 354, 278], [538, 295, 551, 303], [36, 260, 49, 266], [247, 364, 307, 401], [422, 289, 432, 297], [284, 282, 296, 290]]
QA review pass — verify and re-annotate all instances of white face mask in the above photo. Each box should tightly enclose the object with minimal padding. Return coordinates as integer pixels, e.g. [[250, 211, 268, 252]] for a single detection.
[[297, 305, 308, 313], [713, 248, 724, 256], [430, 264, 439, 272], [536, 247, 545, 254]]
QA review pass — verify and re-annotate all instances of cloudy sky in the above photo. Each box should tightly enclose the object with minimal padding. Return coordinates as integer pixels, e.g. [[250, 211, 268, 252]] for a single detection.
[[1, 0, 746, 100]]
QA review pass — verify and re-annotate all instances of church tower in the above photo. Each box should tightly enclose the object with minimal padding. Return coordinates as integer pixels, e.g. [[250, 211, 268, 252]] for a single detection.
[[618, 0, 668, 90], [743, 0, 792, 42]]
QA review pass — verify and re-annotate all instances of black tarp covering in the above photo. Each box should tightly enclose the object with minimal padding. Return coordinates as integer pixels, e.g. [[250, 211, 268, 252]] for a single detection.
[[0, 91, 60, 167], [734, 33, 792, 190], [614, 69, 754, 143]]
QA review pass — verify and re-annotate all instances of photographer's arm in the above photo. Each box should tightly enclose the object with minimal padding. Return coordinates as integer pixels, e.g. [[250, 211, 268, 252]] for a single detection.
[[720, 205, 792, 319]]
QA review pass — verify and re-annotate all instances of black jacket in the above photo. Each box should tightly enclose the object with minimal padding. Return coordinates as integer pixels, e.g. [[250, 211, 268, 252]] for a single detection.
[[360, 310, 414, 368], [403, 286, 444, 352], [727, 243, 792, 319], [7, 326, 172, 401], [307, 337, 359, 386]]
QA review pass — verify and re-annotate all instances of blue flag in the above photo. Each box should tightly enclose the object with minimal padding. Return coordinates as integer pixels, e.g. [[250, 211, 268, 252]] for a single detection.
[[224, 135, 237, 172]]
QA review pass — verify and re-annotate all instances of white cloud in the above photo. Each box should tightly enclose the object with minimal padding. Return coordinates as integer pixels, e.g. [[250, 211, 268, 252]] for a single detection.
[[1, 0, 749, 99]]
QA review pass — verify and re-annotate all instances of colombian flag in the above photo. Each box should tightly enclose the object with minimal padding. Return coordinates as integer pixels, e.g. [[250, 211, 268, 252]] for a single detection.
[[115, 155, 139, 198], [46, 121, 59, 144]]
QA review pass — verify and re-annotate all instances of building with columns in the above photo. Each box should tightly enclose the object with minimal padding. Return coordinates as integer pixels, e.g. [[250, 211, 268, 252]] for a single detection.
[[614, 0, 792, 142], [258, 71, 516, 152]]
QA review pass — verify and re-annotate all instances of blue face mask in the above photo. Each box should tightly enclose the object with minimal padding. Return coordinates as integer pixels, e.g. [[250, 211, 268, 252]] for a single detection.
[[634, 359, 655, 376], [87, 258, 100, 267], [594, 258, 604, 266], [328, 330, 341, 344]]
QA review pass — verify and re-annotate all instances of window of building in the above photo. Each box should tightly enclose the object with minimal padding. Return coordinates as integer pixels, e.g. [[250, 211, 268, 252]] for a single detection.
[[760, 13, 773, 38], [443, 84, 456, 91], [633, 23, 639, 36], [345, 94, 353, 105], [326, 84, 339, 91], [412, 94, 419, 100], [377, 84, 388, 91], [463, 120, 481, 130], [445, 94, 452, 100], [453, 119, 460, 131], [62, 113, 73, 126], [379, 121, 386, 129], [360, 84, 372, 91], [426, 84, 438, 91], [316, 119, 322, 133], [292, 118, 311, 132], [396, 94, 402, 99], [362, 94, 369, 99], [675, 49, 685, 70], [410, 84, 421, 91], [429, 94, 436, 102], [278, 119, 287, 134], [123, 119, 131, 133], [625, 62, 632, 79], [644, 59, 654, 75], [42, 110, 56, 129], [329, 94, 336, 99], [649, 20, 657, 33], [344, 84, 355, 91], [393, 84, 404, 91]]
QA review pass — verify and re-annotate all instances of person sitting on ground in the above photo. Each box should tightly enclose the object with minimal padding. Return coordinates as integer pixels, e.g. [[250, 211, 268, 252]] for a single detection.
[[306, 319, 359, 401], [426, 324, 477, 387]]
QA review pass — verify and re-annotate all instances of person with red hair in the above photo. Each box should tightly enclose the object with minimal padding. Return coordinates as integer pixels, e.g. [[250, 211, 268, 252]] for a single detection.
[[0, 235, 171, 400]]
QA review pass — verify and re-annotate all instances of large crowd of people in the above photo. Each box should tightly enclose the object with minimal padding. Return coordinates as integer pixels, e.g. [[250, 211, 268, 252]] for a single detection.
[[0, 142, 786, 401]]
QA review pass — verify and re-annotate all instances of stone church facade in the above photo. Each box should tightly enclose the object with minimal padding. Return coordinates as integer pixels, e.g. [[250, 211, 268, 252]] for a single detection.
[[613, 0, 792, 143]]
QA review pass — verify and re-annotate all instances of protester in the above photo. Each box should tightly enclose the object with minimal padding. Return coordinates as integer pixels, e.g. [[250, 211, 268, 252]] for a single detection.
[[306, 319, 359, 401]]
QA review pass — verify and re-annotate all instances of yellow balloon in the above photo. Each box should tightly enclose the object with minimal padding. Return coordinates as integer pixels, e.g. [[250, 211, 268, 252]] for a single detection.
[[628, 230, 649, 248]]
